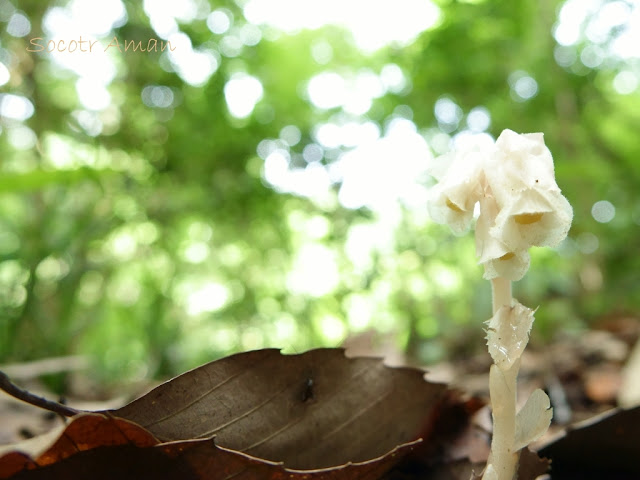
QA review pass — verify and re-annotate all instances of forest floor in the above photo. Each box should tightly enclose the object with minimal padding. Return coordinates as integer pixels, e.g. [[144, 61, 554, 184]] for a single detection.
[[1, 314, 639, 478]]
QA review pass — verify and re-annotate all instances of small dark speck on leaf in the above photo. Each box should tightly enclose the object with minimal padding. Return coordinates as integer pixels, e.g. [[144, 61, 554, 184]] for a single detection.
[[19, 427, 35, 439], [302, 377, 315, 403]]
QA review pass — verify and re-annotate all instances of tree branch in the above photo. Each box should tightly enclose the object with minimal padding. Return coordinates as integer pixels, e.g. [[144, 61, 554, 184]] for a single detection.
[[0, 370, 79, 418]]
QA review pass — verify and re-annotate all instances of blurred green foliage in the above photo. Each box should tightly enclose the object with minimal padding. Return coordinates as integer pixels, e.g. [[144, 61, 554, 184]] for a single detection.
[[1, 0, 638, 384]]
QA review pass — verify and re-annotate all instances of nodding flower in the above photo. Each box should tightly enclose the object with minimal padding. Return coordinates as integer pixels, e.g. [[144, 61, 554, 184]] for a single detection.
[[427, 141, 486, 235], [428, 129, 573, 280], [486, 130, 573, 253]]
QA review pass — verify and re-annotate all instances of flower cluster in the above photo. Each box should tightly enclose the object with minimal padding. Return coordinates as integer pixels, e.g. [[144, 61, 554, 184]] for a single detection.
[[428, 129, 573, 280]]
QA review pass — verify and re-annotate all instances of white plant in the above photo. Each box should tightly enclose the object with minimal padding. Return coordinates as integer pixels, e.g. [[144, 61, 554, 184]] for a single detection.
[[428, 129, 572, 480]]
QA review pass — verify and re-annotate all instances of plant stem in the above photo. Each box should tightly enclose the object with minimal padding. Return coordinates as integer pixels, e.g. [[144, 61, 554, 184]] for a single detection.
[[491, 276, 512, 314], [483, 276, 519, 480], [486, 360, 520, 480]]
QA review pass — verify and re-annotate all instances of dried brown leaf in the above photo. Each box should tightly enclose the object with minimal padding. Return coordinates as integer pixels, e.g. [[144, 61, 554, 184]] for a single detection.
[[538, 405, 640, 478], [0, 413, 421, 480], [517, 448, 550, 480], [0, 414, 157, 479], [111, 348, 449, 470], [1, 349, 474, 480]]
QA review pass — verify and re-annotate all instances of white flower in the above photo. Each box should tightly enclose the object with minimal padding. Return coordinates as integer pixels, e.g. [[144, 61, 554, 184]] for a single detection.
[[481, 248, 531, 281], [490, 188, 573, 252], [485, 130, 573, 251], [427, 142, 486, 235], [476, 193, 530, 281], [427, 129, 572, 280]]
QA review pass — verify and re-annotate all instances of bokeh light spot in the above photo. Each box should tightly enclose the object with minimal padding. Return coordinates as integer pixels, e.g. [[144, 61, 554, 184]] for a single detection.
[[580, 44, 604, 68], [434, 97, 462, 131], [307, 72, 346, 110], [142, 85, 175, 108], [287, 243, 339, 297], [6, 11, 30, 37], [613, 71, 638, 94], [0, 62, 9, 87], [207, 9, 232, 34], [380, 63, 407, 93], [242, 0, 440, 53], [220, 35, 243, 57], [576, 232, 599, 254], [185, 282, 231, 315], [76, 78, 111, 111], [591, 200, 615, 223], [240, 24, 262, 46], [467, 106, 491, 132], [7, 125, 37, 150], [224, 73, 263, 118], [279, 125, 301, 146], [303, 143, 323, 163], [311, 40, 333, 64], [0, 94, 35, 121], [509, 71, 538, 101]]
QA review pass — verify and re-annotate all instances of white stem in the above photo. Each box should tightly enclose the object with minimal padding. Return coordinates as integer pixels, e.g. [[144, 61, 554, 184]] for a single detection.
[[486, 360, 520, 480], [491, 276, 512, 314], [482, 277, 520, 480]]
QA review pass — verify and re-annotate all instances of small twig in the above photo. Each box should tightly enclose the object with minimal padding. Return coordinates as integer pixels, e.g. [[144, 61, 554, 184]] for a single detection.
[[0, 370, 80, 418]]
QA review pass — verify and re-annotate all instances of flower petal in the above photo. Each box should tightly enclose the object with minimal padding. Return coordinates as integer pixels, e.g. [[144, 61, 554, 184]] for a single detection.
[[491, 188, 572, 250], [484, 130, 573, 251], [482, 249, 531, 281], [476, 193, 531, 280], [427, 142, 485, 234], [486, 130, 558, 204], [428, 183, 477, 235]]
